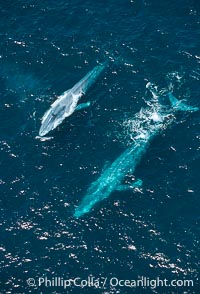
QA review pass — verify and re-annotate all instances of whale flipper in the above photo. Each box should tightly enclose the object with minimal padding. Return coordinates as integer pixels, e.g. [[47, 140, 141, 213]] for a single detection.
[[116, 185, 132, 191], [76, 101, 91, 111], [116, 179, 143, 191], [102, 161, 111, 172]]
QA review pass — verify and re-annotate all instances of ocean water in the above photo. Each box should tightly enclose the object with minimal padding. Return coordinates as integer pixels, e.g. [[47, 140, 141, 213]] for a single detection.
[[0, 0, 200, 293]]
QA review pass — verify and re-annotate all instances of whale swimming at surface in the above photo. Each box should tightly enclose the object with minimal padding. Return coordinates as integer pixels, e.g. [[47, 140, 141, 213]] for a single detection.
[[74, 83, 198, 218], [39, 63, 106, 137]]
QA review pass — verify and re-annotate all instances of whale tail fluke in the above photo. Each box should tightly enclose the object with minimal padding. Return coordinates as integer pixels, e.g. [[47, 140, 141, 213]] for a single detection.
[[146, 82, 199, 113], [168, 93, 199, 112]]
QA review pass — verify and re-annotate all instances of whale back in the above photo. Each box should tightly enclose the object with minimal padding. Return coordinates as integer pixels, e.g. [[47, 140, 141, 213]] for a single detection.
[[71, 63, 107, 95]]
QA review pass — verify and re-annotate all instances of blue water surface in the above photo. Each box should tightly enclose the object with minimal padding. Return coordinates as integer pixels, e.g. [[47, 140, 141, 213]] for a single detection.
[[0, 1, 200, 293]]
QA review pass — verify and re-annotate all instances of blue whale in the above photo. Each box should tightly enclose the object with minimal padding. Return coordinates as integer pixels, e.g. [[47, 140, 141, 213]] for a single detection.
[[74, 83, 198, 218], [39, 63, 106, 137]]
